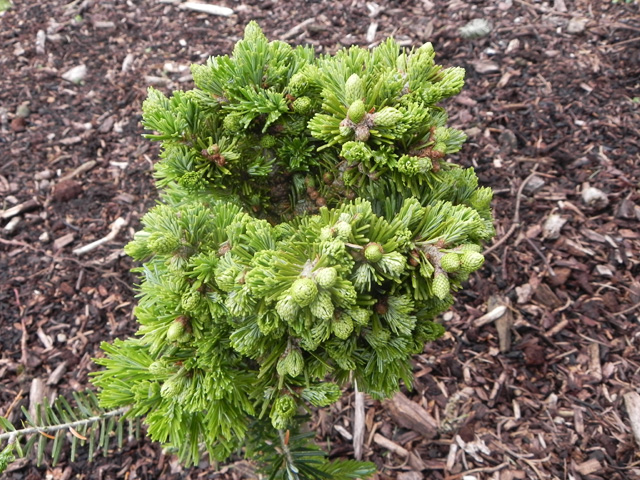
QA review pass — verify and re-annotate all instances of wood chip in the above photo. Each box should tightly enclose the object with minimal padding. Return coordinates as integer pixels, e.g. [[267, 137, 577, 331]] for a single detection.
[[53, 232, 75, 251], [0, 198, 40, 220], [384, 392, 438, 439], [179, 2, 234, 16], [575, 458, 602, 475], [624, 392, 640, 448]]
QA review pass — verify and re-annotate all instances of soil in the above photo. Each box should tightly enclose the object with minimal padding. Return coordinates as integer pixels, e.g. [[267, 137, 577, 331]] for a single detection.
[[1, 1, 640, 479]]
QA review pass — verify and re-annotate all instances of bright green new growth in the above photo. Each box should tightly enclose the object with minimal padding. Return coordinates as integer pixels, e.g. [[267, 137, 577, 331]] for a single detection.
[[89, 22, 494, 478]]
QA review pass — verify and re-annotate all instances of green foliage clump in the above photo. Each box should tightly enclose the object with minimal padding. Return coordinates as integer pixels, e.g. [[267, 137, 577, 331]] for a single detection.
[[89, 22, 494, 478]]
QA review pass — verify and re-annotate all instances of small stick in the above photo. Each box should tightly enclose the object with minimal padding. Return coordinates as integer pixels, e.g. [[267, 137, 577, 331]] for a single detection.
[[353, 380, 365, 460], [73, 217, 127, 255], [483, 166, 539, 256], [179, 2, 234, 16]]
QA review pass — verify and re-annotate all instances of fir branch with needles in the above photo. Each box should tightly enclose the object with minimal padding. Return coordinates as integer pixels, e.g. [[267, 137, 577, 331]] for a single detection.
[[1, 22, 494, 477]]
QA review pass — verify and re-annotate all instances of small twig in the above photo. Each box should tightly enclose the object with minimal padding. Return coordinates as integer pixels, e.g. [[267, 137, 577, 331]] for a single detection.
[[0, 407, 130, 442], [483, 166, 539, 256], [278, 429, 298, 480], [614, 301, 640, 317], [281, 18, 316, 40], [353, 380, 365, 460], [73, 217, 127, 255], [524, 237, 556, 277], [179, 2, 234, 16]]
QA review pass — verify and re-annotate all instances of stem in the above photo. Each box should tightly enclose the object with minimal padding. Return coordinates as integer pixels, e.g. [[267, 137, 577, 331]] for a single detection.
[[278, 429, 299, 480], [0, 407, 130, 442]]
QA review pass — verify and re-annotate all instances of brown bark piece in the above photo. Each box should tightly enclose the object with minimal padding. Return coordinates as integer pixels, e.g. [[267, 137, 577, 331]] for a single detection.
[[384, 392, 438, 440]]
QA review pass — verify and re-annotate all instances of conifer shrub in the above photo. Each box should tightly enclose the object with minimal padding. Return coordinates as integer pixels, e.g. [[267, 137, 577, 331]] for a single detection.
[[90, 22, 494, 478]]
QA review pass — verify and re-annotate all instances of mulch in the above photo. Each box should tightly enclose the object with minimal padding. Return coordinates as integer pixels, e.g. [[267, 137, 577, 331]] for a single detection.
[[1, 1, 640, 479]]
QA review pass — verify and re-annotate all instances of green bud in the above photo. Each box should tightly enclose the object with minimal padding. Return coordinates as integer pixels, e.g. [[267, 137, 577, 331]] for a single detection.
[[309, 291, 334, 320], [373, 107, 403, 127], [341, 141, 372, 163], [346, 308, 370, 326], [314, 267, 338, 288], [292, 96, 312, 115], [149, 360, 168, 375], [432, 273, 450, 300], [181, 290, 201, 312], [271, 395, 297, 429], [440, 253, 461, 273], [364, 243, 384, 263], [260, 134, 277, 148], [332, 314, 353, 340], [160, 377, 182, 399], [222, 114, 243, 132], [291, 278, 318, 307], [276, 295, 299, 323], [345, 74, 364, 104], [334, 221, 352, 241], [347, 99, 366, 124], [178, 171, 204, 193], [148, 232, 180, 255], [166, 320, 185, 341], [288, 72, 309, 97], [284, 348, 304, 377], [459, 251, 485, 273], [469, 187, 493, 210]]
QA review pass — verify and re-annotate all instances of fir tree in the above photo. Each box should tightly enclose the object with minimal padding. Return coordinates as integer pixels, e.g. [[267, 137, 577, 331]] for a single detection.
[[1, 22, 494, 478]]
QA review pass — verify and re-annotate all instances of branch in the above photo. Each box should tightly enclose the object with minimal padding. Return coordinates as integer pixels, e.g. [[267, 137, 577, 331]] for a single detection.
[[0, 407, 130, 442]]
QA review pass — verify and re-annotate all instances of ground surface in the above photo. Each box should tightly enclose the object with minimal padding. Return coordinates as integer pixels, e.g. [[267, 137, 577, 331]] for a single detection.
[[1, 1, 640, 479]]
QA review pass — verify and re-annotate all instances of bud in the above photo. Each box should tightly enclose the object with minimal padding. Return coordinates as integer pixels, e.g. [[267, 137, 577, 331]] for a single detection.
[[344, 73, 364, 103], [459, 251, 485, 273], [347, 99, 366, 124], [260, 134, 277, 148], [310, 291, 334, 321], [271, 395, 297, 429], [148, 232, 180, 255], [346, 308, 370, 326], [364, 243, 384, 263], [276, 295, 299, 322], [181, 290, 201, 312], [291, 278, 318, 307], [432, 273, 450, 300], [292, 96, 312, 115], [288, 72, 309, 97], [160, 377, 182, 399], [469, 187, 493, 210], [283, 348, 304, 377], [373, 107, 403, 127], [440, 252, 461, 273], [314, 267, 338, 288], [332, 314, 353, 340], [354, 124, 371, 142], [334, 221, 352, 241], [166, 320, 185, 342], [222, 113, 243, 132]]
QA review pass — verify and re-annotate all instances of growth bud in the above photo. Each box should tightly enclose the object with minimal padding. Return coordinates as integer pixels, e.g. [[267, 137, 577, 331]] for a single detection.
[[364, 243, 384, 263], [347, 99, 366, 124], [283, 348, 304, 377], [440, 252, 461, 273], [432, 273, 450, 300], [459, 251, 485, 273], [310, 291, 334, 320], [166, 319, 186, 342], [292, 96, 313, 115], [314, 267, 338, 288], [344, 73, 364, 104], [291, 277, 318, 307], [373, 107, 403, 127], [332, 314, 354, 340]]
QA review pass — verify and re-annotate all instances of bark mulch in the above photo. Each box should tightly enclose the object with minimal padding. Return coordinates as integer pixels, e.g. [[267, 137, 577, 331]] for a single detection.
[[1, 1, 639, 479]]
